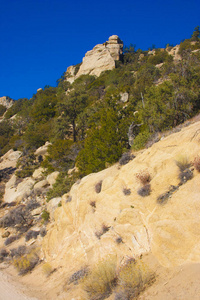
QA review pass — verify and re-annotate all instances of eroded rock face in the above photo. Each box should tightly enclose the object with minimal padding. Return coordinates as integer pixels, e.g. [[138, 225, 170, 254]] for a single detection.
[[43, 120, 200, 274], [0, 96, 14, 109], [65, 35, 123, 83]]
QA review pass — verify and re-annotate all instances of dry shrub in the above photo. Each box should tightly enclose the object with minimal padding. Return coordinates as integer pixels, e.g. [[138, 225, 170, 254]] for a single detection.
[[13, 247, 40, 275], [4, 235, 20, 246], [193, 155, 200, 172], [42, 262, 53, 277], [95, 224, 110, 239], [10, 245, 27, 258], [115, 236, 123, 244], [69, 266, 89, 285], [39, 227, 47, 237], [119, 152, 135, 166], [90, 201, 96, 208], [0, 248, 9, 262], [175, 156, 191, 172], [123, 188, 131, 196], [179, 169, 193, 184], [136, 169, 151, 186], [25, 230, 40, 242], [82, 256, 117, 300], [157, 185, 179, 205], [137, 184, 151, 197], [95, 180, 103, 193], [115, 258, 155, 300]]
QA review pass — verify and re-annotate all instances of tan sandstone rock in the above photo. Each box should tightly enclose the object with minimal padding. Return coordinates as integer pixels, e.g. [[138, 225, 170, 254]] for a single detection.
[[65, 35, 123, 83], [43, 120, 200, 276]]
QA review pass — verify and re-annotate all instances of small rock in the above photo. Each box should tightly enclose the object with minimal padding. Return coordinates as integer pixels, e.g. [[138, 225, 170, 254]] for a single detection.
[[2, 231, 10, 238]]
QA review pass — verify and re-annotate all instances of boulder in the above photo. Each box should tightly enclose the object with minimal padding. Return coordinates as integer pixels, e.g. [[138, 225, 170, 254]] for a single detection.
[[4, 177, 35, 203], [119, 92, 129, 103], [32, 167, 45, 180], [34, 142, 51, 157], [47, 171, 59, 186], [34, 180, 49, 194], [47, 197, 62, 220]]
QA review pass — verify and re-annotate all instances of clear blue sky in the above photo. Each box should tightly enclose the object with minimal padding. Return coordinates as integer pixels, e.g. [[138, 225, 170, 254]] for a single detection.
[[0, 0, 199, 100]]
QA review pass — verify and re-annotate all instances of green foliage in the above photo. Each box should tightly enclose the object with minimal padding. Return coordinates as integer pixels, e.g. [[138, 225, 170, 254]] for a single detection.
[[41, 210, 50, 222], [30, 87, 58, 123], [0, 105, 7, 117], [42, 139, 75, 173], [4, 98, 30, 119], [191, 26, 200, 41], [16, 151, 39, 178], [77, 106, 124, 176], [131, 128, 150, 151], [0, 30, 200, 184], [147, 49, 173, 65], [179, 39, 200, 55], [47, 172, 78, 200]]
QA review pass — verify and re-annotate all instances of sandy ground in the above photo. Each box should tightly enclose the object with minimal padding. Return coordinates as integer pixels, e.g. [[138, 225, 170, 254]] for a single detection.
[[0, 271, 38, 300]]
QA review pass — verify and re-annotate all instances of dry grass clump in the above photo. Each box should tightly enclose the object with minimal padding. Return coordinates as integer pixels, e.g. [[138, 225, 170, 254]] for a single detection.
[[42, 262, 54, 277], [13, 247, 40, 275], [114, 258, 155, 300], [175, 156, 191, 172], [82, 256, 117, 300], [81, 256, 155, 300], [175, 156, 193, 184], [193, 155, 200, 172]]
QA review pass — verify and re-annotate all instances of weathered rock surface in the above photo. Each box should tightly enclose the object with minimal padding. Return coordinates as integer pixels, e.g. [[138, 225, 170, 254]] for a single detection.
[[34, 142, 51, 157], [4, 175, 35, 203], [65, 35, 123, 83], [166, 45, 181, 60], [46, 171, 59, 186], [0, 96, 14, 109], [43, 120, 200, 277]]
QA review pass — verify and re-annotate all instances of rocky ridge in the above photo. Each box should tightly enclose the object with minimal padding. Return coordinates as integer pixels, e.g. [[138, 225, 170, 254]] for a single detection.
[[65, 35, 123, 83]]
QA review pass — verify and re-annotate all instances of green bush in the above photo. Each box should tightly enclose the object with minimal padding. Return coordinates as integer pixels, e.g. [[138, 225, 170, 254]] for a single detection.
[[41, 210, 50, 222], [0, 105, 7, 117], [132, 130, 150, 151]]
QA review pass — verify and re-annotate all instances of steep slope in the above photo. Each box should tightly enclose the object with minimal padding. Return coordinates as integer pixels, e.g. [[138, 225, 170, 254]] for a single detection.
[[42, 119, 200, 293]]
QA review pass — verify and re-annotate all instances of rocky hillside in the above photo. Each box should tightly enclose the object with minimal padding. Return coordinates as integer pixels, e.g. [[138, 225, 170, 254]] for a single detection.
[[0, 29, 200, 299], [65, 35, 123, 83], [0, 116, 199, 299]]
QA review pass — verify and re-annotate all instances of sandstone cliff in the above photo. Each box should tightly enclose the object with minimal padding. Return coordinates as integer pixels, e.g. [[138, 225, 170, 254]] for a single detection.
[[65, 35, 123, 83]]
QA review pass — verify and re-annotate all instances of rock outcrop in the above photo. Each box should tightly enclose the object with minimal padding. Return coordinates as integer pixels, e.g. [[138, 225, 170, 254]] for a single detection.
[[0, 96, 14, 109], [43, 120, 200, 277], [65, 35, 123, 83]]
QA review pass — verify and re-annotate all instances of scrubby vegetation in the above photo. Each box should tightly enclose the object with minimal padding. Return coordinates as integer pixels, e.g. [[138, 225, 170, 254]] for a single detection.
[[0, 27, 199, 199], [80, 256, 155, 300]]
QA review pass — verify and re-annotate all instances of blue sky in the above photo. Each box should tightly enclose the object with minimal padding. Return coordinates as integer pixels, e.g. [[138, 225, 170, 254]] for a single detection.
[[0, 0, 199, 100]]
